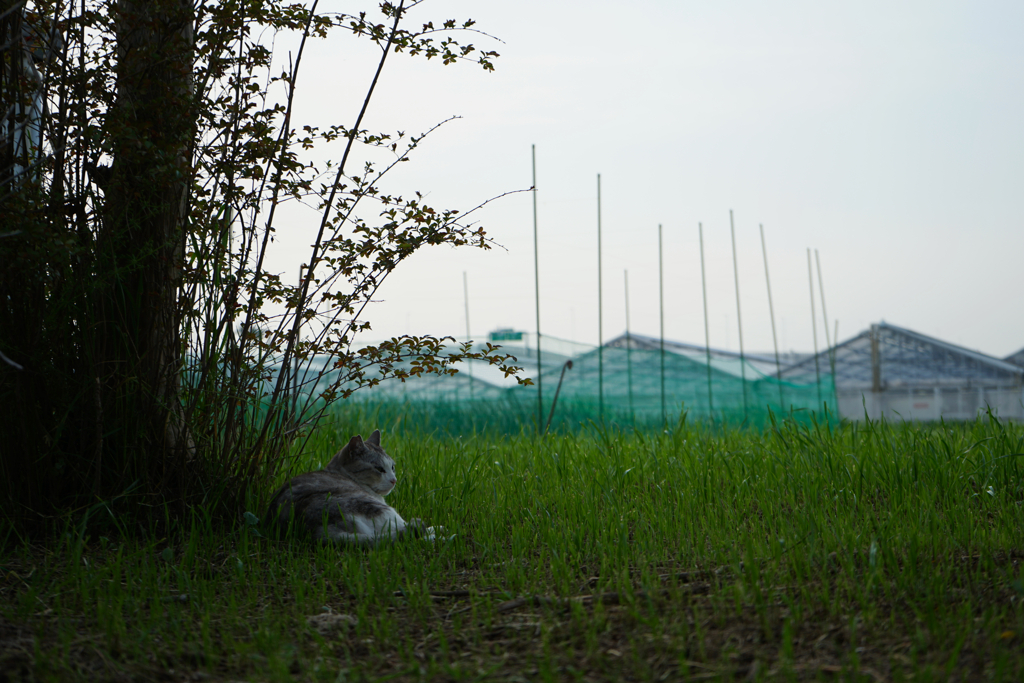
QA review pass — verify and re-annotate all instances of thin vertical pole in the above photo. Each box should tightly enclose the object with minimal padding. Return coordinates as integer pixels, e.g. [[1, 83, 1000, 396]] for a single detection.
[[834, 319, 840, 415], [597, 174, 604, 422], [729, 210, 748, 421], [532, 145, 543, 432], [625, 269, 634, 418], [834, 320, 840, 392], [807, 248, 822, 410], [291, 264, 303, 419], [659, 224, 666, 426], [759, 225, 785, 411], [463, 271, 473, 400], [834, 319, 839, 403], [816, 249, 839, 415], [815, 250, 832, 350], [699, 223, 714, 418]]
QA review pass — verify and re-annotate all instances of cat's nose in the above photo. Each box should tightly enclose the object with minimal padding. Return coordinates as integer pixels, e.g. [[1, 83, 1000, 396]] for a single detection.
[[388, 477, 397, 486]]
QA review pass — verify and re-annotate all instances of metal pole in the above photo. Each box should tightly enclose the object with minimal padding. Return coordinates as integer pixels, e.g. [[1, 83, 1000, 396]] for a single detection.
[[699, 223, 714, 418], [870, 323, 881, 393], [625, 269, 634, 419], [544, 360, 574, 435], [532, 145, 543, 432], [597, 173, 604, 422], [815, 250, 832, 350], [729, 210, 748, 421], [815, 249, 839, 415], [290, 264, 304, 421], [659, 224, 666, 426], [759, 225, 785, 411], [807, 249, 822, 410], [833, 321, 840, 412], [463, 271, 473, 400]]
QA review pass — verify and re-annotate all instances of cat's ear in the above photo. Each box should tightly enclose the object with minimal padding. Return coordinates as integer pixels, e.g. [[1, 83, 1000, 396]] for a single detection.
[[337, 434, 363, 462], [325, 434, 362, 472], [367, 429, 381, 447], [345, 434, 364, 452]]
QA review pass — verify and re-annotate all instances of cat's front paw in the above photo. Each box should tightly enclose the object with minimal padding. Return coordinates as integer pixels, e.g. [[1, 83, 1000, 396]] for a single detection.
[[423, 525, 457, 543], [403, 518, 428, 539]]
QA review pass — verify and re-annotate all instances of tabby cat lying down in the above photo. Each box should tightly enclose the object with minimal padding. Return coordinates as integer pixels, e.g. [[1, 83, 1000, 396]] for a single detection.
[[267, 429, 439, 546]]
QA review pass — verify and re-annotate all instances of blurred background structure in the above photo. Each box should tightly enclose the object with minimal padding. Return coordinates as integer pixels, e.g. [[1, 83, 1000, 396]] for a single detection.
[[294, 322, 1023, 432], [781, 322, 1024, 422]]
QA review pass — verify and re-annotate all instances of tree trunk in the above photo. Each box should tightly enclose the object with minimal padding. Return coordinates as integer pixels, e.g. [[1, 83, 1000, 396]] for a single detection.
[[96, 0, 195, 503]]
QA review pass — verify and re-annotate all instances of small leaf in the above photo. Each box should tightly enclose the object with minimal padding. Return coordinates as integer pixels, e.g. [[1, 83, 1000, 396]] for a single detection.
[[161, 547, 173, 562], [244, 511, 260, 526]]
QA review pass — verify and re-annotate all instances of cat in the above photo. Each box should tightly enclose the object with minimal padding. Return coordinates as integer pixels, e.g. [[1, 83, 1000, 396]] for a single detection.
[[267, 429, 436, 546]]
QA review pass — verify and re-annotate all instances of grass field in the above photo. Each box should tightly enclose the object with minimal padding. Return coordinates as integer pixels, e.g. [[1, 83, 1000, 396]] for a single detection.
[[3, 408, 1024, 681]]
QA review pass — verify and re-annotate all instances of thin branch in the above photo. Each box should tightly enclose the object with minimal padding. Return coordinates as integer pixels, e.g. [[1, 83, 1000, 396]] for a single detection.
[[272, 0, 407, 414], [0, 350, 24, 371]]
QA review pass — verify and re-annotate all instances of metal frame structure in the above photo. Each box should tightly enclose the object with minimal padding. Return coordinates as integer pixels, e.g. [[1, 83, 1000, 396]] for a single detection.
[[780, 322, 1023, 390], [780, 322, 1024, 421]]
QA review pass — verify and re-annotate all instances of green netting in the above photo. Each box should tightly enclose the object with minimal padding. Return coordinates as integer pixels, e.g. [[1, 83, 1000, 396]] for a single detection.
[[334, 334, 835, 433], [513, 345, 833, 427]]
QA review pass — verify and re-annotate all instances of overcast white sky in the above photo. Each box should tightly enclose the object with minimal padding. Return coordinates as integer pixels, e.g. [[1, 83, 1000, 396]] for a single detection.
[[275, 0, 1024, 359]]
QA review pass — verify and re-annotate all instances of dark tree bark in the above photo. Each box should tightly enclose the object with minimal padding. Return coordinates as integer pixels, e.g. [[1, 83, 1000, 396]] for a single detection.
[[95, 0, 196, 501], [0, 3, 79, 519], [1, 1, 512, 529]]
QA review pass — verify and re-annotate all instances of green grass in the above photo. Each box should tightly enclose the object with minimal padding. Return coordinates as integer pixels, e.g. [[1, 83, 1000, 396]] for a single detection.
[[3, 412, 1024, 681], [326, 394, 834, 437]]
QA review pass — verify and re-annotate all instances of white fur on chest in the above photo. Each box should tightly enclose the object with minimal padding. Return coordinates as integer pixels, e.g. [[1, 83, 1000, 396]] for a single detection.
[[350, 503, 407, 539]]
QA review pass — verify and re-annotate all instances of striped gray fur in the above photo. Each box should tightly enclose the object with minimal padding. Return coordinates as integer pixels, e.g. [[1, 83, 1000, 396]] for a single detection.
[[267, 429, 426, 546]]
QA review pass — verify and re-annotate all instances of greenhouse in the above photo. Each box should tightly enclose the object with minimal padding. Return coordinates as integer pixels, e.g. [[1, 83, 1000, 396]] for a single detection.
[[340, 330, 832, 430], [780, 322, 1024, 422], [287, 321, 1023, 430]]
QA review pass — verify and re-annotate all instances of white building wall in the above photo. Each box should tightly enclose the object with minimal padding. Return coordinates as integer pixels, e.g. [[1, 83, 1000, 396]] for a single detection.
[[838, 388, 1024, 422]]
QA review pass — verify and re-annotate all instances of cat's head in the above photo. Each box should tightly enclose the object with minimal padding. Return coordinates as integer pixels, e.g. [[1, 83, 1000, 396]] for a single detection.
[[325, 429, 398, 496]]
